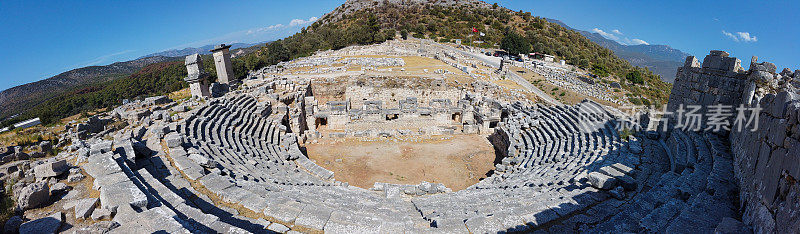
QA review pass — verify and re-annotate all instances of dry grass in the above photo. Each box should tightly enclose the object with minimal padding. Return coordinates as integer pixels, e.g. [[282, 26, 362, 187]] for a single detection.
[[0, 126, 60, 149], [169, 88, 191, 101], [511, 66, 623, 108]]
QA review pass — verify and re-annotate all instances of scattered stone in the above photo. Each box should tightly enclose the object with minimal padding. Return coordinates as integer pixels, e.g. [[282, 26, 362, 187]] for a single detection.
[[34, 160, 68, 179], [16, 182, 49, 210], [19, 212, 62, 234], [49, 182, 68, 194], [91, 208, 113, 220], [75, 198, 99, 219], [587, 172, 617, 190], [4, 216, 23, 234], [73, 221, 120, 234]]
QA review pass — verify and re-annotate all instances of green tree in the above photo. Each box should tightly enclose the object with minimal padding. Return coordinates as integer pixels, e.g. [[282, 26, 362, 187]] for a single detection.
[[500, 30, 530, 56], [626, 69, 645, 85], [400, 30, 408, 40]]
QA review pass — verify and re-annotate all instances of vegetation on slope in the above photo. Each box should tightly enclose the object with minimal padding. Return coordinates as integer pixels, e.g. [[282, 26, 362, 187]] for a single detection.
[[3, 0, 673, 128], [304, 1, 671, 106]]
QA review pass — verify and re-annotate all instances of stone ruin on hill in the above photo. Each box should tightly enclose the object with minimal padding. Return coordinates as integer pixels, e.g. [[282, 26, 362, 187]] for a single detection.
[[3, 39, 797, 233]]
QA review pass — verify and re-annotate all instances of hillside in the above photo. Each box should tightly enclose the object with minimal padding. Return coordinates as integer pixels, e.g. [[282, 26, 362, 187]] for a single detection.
[[2, 0, 674, 126], [310, 0, 672, 104], [0, 56, 176, 120], [547, 18, 691, 83]]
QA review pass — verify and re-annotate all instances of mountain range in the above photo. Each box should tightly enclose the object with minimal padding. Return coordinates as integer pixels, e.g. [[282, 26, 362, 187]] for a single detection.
[[546, 19, 691, 83], [1, 0, 687, 121], [0, 56, 178, 120], [138, 42, 263, 59]]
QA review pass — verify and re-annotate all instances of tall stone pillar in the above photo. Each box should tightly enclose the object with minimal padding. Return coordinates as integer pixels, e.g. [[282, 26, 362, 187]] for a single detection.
[[210, 44, 235, 84], [184, 54, 211, 98]]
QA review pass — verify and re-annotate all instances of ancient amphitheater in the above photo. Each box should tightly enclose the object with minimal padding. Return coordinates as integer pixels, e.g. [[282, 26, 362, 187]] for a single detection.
[[9, 38, 798, 233]]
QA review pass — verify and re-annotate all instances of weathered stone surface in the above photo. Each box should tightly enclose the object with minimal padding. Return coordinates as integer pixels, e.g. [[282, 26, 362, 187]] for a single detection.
[[19, 212, 62, 234], [266, 223, 289, 233], [587, 172, 617, 190], [99, 180, 147, 210], [75, 197, 99, 219], [34, 159, 68, 179], [91, 208, 113, 220], [714, 217, 751, 234], [73, 221, 120, 234], [49, 182, 68, 194], [4, 216, 22, 234], [90, 141, 113, 155], [17, 181, 49, 210], [188, 153, 217, 168], [165, 133, 183, 148], [295, 205, 333, 230]]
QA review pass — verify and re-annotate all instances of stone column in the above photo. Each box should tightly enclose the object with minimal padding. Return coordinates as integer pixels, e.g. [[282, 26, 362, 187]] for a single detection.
[[184, 54, 210, 98], [210, 44, 235, 84]]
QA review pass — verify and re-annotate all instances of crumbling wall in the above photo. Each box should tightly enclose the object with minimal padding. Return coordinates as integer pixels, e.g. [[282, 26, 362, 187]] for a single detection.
[[668, 51, 800, 232], [730, 91, 800, 233], [666, 50, 748, 129], [345, 86, 461, 109]]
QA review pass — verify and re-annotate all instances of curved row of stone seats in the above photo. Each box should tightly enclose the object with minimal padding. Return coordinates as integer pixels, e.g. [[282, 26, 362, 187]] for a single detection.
[[179, 94, 329, 186], [409, 101, 628, 232], [666, 128, 695, 173], [536, 130, 740, 233], [173, 93, 447, 232]]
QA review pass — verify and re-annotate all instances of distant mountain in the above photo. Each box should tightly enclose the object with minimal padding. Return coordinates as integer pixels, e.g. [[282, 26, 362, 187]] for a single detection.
[[0, 56, 177, 119], [139, 42, 263, 59], [546, 19, 691, 83]]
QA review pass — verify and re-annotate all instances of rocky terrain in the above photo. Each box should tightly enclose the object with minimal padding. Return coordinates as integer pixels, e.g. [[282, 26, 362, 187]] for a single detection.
[[0, 36, 796, 233]]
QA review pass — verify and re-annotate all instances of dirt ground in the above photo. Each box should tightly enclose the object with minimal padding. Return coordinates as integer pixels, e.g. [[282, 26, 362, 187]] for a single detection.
[[305, 135, 497, 191]]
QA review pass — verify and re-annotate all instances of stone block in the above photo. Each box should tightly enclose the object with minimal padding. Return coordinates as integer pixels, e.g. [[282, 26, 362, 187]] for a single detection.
[[34, 160, 68, 179], [587, 172, 617, 190], [264, 200, 304, 223], [90, 141, 113, 155], [99, 180, 147, 210], [17, 182, 49, 210], [19, 212, 62, 234], [165, 133, 183, 148], [91, 208, 113, 220], [295, 205, 333, 231], [75, 198, 99, 219]]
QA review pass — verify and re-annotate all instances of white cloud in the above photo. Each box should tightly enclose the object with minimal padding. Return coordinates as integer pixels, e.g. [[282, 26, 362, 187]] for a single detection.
[[165, 16, 321, 51], [629, 39, 649, 45], [736, 32, 757, 42], [289, 16, 318, 27], [722, 30, 738, 41], [592, 28, 620, 41], [593, 28, 649, 46], [722, 30, 757, 42], [80, 50, 136, 67]]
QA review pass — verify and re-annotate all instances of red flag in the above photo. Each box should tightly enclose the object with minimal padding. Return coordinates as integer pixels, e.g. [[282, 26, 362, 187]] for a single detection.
[[472, 27, 479, 33]]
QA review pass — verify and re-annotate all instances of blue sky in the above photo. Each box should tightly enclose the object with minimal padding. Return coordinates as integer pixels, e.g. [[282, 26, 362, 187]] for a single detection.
[[1, 0, 797, 91]]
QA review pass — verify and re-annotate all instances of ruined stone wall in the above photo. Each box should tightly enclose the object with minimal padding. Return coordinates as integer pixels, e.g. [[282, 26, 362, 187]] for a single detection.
[[667, 50, 799, 232], [666, 51, 748, 129], [345, 86, 461, 109], [729, 91, 800, 233]]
